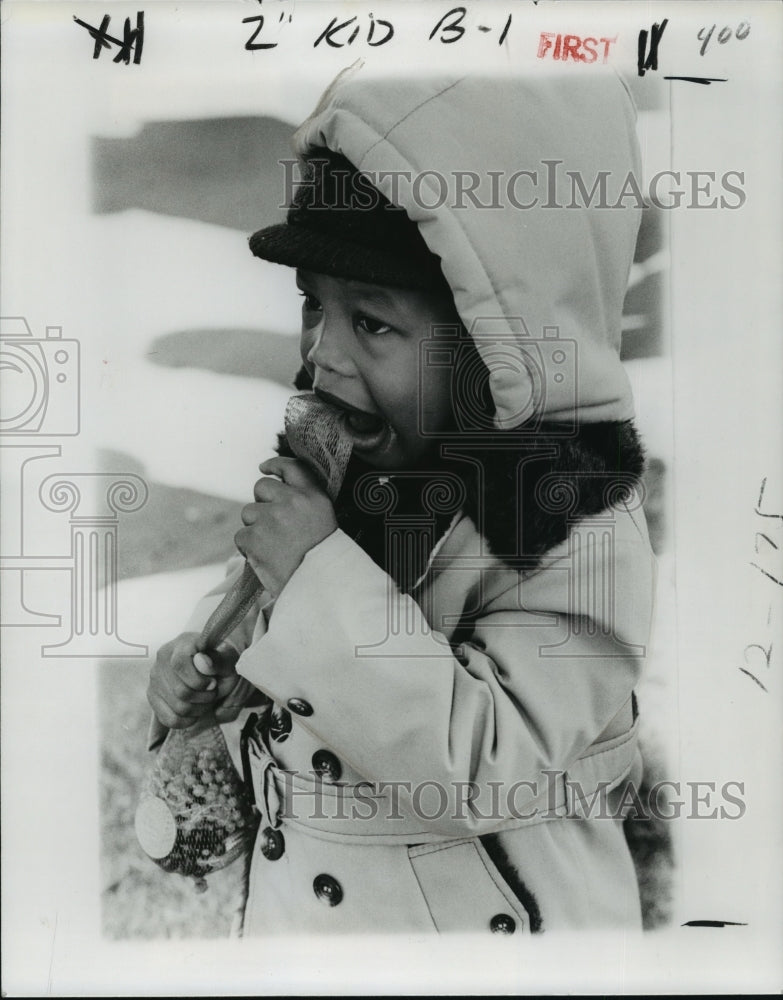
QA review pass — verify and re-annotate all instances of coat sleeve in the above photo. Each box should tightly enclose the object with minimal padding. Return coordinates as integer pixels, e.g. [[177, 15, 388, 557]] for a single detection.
[[234, 526, 653, 835]]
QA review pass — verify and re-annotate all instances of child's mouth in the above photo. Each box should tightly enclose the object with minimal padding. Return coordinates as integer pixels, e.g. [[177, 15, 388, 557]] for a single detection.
[[344, 410, 391, 453], [314, 389, 392, 454]]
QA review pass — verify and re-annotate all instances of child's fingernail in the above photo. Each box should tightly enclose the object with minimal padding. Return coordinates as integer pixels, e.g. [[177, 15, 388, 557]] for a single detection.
[[193, 652, 212, 673], [205, 678, 217, 691]]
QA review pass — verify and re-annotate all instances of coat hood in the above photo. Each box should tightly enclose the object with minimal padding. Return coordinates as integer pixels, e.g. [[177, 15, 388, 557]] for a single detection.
[[290, 65, 643, 427]]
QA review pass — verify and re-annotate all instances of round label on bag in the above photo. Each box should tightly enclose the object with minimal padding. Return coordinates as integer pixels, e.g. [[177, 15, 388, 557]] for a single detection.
[[135, 796, 177, 859]]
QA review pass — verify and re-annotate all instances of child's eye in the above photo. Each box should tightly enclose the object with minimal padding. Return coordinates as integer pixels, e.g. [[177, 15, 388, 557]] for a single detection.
[[355, 314, 393, 336], [298, 291, 322, 313]]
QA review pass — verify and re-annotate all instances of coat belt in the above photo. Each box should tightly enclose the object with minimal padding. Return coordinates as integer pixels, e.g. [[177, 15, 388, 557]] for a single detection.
[[241, 703, 640, 846]]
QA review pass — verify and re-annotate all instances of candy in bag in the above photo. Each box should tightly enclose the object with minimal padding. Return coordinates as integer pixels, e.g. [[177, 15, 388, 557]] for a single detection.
[[135, 393, 353, 889], [135, 716, 257, 890]]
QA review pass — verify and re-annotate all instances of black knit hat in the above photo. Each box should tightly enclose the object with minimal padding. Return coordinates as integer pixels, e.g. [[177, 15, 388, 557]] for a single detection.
[[249, 148, 449, 291]]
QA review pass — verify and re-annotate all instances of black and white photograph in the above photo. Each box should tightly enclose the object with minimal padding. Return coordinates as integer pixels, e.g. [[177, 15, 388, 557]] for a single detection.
[[1, 1, 781, 994]]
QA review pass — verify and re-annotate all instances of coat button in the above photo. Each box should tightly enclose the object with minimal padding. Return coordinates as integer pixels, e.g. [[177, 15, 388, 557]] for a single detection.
[[312, 750, 342, 783], [313, 874, 343, 906], [249, 702, 272, 740], [269, 707, 292, 742], [489, 913, 516, 934], [259, 826, 285, 861], [287, 697, 313, 717]]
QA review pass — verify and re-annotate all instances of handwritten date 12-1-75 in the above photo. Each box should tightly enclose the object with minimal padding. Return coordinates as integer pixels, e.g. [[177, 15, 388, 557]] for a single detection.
[[741, 477, 782, 693]]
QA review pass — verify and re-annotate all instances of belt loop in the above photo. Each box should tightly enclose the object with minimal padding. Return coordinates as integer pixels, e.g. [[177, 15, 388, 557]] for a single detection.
[[249, 750, 282, 830], [261, 760, 282, 830], [240, 712, 261, 807], [240, 712, 283, 830]]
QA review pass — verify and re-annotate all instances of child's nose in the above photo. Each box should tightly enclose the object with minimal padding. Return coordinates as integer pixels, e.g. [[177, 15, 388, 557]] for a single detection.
[[304, 317, 355, 377]]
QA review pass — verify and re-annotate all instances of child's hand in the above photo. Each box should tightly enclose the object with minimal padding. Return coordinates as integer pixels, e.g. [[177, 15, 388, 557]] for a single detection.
[[147, 632, 242, 729], [234, 456, 338, 597]]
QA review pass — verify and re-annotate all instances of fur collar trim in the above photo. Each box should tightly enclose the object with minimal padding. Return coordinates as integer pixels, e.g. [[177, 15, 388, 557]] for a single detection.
[[277, 367, 645, 589]]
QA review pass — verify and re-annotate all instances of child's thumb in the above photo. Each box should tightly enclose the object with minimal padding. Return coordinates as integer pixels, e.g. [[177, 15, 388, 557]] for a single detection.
[[192, 651, 219, 690], [194, 645, 238, 679]]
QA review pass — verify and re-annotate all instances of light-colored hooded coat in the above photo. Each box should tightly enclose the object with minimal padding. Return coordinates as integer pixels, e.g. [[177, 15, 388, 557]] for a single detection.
[[186, 67, 657, 935]]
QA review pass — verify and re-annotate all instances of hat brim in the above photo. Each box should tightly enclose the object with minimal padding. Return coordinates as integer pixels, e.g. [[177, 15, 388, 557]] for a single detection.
[[249, 223, 446, 291]]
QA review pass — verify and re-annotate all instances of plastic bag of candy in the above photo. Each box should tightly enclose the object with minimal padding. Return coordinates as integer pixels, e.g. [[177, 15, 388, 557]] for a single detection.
[[134, 717, 257, 891]]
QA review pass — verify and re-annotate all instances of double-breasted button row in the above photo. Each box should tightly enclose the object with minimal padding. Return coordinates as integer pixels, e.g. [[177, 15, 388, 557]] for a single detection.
[[260, 826, 285, 861], [287, 697, 313, 717], [313, 873, 343, 906], [311, 749, 342, 783]]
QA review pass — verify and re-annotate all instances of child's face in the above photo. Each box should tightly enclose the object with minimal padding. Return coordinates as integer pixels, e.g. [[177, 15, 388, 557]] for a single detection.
[[296, 268, 457, 469]]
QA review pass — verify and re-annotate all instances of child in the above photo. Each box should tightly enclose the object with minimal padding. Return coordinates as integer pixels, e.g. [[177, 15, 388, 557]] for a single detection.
[[147, 68, 656, 934]]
